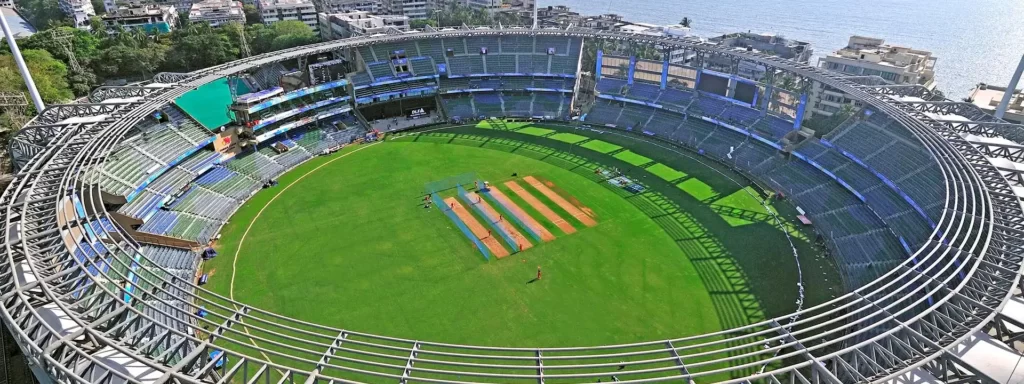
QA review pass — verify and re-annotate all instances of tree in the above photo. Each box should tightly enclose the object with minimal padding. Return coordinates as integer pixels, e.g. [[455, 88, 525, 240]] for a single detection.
[[164, 23, 236, 71], [0, 49, 74, 103], [15, 0, 68, 29], [679, 17, 691, 28], [94, 43, 167, 80], [410, 19, 436, 29], [243, 4, 261, 25], [91, 0, 106, 14]]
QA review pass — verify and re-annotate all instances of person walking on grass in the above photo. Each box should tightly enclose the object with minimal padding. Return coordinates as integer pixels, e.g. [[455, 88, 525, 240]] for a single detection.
[[536, 266, 542, 280]]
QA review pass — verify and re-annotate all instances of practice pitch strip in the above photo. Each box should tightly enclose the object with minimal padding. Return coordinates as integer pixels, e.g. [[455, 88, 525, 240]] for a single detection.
[[434, 175, 596, 259]]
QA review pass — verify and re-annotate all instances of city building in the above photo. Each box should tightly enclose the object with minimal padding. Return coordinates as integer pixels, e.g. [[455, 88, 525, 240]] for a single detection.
[[57, 0, 96, 29], [189, 0, 245, 27], [968, 84, 1024, 124], [382, 0, 433, 20], [707, 32, 813, 80], [0, 8, 36, 38], [257, 0, 318, 30], [465, 0, 533, 15], [810, 35, 937, 118], [527, 5, 581, 28], [0, 0, 13, 8], [101, 2, 177, 34], [709, 32, 812, 62], [313, 0, 381, 14], [318, 10, 408, 39]]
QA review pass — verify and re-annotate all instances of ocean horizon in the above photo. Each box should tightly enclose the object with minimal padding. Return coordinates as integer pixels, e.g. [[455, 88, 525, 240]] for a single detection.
[[541, 0, 1024, 99]]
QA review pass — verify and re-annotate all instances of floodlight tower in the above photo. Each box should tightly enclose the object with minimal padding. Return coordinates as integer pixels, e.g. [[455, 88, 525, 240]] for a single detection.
[[995, 54, 1024, 120], [0, 12, 44, 112], [532, 0, 538, 29]]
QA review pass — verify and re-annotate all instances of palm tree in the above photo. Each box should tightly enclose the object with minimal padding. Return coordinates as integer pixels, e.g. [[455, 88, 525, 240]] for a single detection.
[[679, 17, 691, 28]]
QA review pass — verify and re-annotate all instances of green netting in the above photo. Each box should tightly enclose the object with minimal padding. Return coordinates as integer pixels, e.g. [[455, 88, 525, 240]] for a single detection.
[[173, 78, 251, 131]]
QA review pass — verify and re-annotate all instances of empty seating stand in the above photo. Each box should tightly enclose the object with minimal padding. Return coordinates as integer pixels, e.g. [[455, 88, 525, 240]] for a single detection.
[[225, 151, 286, 181], [167, 187, 239, 221], [139, 211, 219, 244], [194, 167, 260, 200]]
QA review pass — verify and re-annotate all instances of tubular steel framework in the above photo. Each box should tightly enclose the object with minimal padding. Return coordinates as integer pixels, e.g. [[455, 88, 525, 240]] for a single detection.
[[1, 27, 1023, 384]]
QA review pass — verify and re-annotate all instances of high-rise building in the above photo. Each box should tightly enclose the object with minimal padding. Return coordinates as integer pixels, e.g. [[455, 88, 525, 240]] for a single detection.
[[314, 0, 381, 14], [968, 84, 1024, 124], [57, 0, 96, 29], [464, 0, 533, 14], [318, 10, 408, 39], [101, 2, 178, 34], [189, 0, 245, 27], [707, 32, 813, 81], [257, 0, 318, 30], [381, 0, 433, 20], [810, 35, 937, 118]]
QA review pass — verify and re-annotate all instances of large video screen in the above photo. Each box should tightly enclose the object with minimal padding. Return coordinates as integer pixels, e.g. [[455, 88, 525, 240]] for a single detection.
[[697, 73, 729, 96], [733, 82, 758, 105]]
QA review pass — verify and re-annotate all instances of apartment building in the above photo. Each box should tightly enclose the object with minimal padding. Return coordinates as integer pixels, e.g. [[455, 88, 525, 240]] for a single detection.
[[257, 0, 318, 30], [317, 10, 408, 39], [810, 35, 937, 117], [189, 0, 245, 27]]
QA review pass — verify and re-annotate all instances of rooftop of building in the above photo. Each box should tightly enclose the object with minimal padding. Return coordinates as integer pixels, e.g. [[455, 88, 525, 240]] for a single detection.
[[258, 0, 314, 7], [969, 83, 1024, 114], [827, 35, 936, 70], [1, 8, 36, 38], [103, 3, 175, 18], [709, 31, 811, 47], [322, 10, 407, 23], [190, 0, 242, 12]]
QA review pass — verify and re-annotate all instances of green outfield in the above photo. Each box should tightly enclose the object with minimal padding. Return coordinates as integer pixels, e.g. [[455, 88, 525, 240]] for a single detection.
[[203, 122, 841, 354]]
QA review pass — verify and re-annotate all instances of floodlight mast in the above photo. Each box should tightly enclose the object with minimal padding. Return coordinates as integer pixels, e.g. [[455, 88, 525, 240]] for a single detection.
[[0, 12, 45, 113], [532, 0, 538, 29], [995, 54, 1024, 120]]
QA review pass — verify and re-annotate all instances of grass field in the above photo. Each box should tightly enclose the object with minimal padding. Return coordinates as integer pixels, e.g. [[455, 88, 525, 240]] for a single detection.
[[204, 122, 841, 355]]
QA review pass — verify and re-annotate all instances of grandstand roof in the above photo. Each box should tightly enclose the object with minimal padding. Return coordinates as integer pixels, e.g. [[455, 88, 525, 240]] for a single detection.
[[172, 77, 250, 130], [4, 27, 1023, 384]]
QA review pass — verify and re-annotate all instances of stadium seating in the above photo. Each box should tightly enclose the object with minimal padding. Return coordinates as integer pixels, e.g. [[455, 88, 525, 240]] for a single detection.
[[410, 57, 436, 76], [486, 55, 518, 74], [442, 95, 476, 118], [253, 63, 288, 90], [193, 167, 260, 200], [417, 39, 446, 62], [142, 245, 199, 274], [503, 94, 533, 116], [532, 93, 569, 118], [448, 56, 485, 76], [225, 151, 286, 181], [118, 190, 167, 220], [473, 93, 504, 116], [176, 149, 221, 175], [597, 78, 628, 95], [167, 186, 239, 221], [500, 35, 532, 53], [271, 147, 313, 170], [366, 61, 395, 81], [751, 115, 793, 140], [626, 81, 661, 102], [350, 72, 373, 86], [138, 210, 219, 244], [84, 119, 216, 197]]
